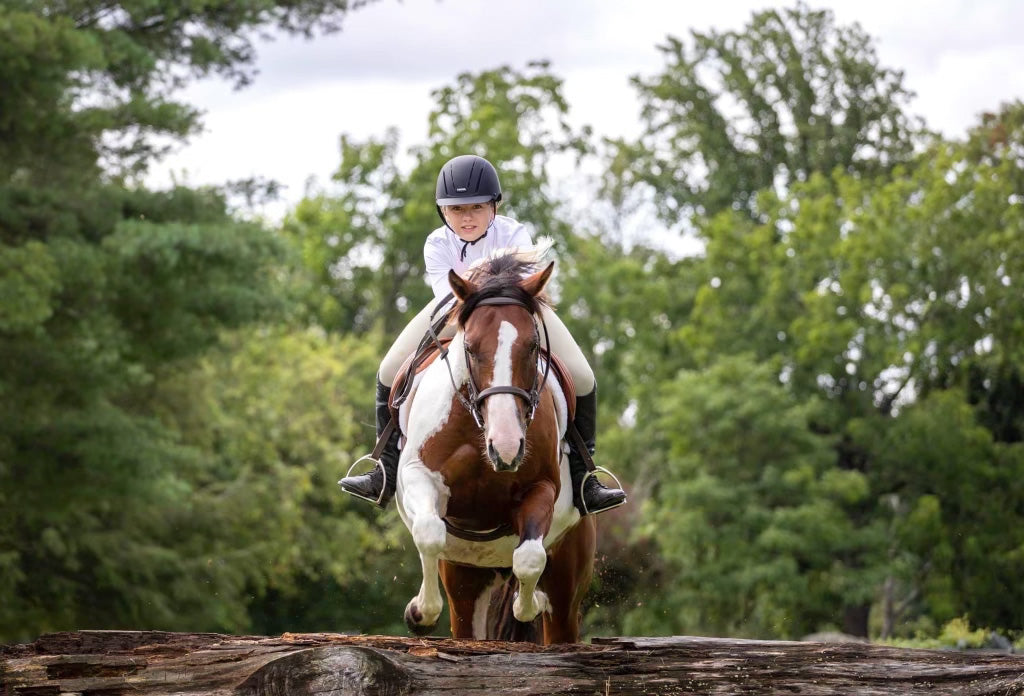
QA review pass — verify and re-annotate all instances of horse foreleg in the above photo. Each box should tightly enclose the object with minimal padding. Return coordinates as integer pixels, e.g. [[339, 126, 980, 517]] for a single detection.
[[400, 460, 449, 636], [511, 482, 557, 623]]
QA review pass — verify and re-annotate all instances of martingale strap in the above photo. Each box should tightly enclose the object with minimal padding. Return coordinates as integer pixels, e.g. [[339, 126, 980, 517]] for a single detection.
[[444, 518, 516, 542]]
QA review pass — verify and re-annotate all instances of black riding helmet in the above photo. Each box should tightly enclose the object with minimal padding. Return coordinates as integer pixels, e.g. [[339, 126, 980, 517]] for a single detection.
[[435, 155, 502, 225]]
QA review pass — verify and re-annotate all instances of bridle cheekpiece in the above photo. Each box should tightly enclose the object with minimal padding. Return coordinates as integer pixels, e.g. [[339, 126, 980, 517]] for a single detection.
[[429, 295, 551, 431]]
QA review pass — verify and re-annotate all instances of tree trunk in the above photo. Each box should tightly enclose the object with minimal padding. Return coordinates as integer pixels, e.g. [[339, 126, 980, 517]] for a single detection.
[[843, 602, 871, 638], [3, 630, 1024, 696]]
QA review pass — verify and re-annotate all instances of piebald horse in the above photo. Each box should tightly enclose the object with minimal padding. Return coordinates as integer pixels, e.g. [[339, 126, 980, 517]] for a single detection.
[[394, 254, 596, 644]]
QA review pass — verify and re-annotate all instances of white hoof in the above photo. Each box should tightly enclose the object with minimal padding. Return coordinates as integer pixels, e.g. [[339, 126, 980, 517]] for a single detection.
[[512, 589, 551, 622]]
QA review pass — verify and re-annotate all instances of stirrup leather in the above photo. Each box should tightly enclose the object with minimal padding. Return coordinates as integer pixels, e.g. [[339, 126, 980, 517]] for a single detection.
[[579, 466, 627, 516], [342, 454, 389, 507]]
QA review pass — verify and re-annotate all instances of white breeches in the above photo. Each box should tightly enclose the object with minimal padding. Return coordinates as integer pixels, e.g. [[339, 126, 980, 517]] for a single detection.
[[379, 297, 595, 396]]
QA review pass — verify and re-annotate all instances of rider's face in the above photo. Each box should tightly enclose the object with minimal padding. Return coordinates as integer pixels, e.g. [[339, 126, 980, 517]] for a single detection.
[[442, 203, 494, 242]]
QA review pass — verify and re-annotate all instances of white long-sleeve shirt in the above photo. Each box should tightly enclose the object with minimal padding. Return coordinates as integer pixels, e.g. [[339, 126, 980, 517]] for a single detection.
[[423, 215, 533, 299]]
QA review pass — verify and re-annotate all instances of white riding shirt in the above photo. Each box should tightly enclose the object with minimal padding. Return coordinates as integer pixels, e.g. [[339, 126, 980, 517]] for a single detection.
[[423, 215, 533, 300]]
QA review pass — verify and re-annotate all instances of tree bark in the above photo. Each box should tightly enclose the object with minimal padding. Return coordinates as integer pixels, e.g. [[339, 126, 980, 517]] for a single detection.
[[3, 630, 1023, 696]]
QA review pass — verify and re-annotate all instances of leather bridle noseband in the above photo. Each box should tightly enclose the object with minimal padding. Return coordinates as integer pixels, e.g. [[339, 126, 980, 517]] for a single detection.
[[428, 295, 551, 431]]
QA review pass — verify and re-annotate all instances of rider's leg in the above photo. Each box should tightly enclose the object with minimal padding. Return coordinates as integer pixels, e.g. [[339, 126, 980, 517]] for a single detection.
[[337, 378, 400, 507], [538, 307, 626, 516], [339, 297, 451, 508]]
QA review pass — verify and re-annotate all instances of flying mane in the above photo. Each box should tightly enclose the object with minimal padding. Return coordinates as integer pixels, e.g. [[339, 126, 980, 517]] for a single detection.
[[455, 242, 554, 326]]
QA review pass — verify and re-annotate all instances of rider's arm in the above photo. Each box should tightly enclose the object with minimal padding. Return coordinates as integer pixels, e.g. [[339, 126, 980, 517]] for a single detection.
[[424, 232, 456, 300]]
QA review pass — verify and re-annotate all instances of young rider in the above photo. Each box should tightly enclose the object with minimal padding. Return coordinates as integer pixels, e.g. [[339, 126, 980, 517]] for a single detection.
[[338, 154, 626, 516]]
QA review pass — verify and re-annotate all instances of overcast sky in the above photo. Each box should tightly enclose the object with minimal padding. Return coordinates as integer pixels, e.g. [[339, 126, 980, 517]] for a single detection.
[[146, 0, 1024, 218]]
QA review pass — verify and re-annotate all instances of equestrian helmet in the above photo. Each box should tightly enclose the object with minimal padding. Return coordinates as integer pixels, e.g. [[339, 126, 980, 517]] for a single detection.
[[435, 155, 503, 219]]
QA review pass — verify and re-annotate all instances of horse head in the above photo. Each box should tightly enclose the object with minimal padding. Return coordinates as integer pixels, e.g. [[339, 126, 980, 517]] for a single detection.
[[448, 257, 554, 473]]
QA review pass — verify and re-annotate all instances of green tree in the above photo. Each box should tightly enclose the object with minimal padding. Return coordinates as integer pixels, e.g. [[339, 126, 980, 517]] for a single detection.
[[857, 390, 1024, 638], [151, 327, 421, 635], [629, 356, 864, 638], [0, 186, 289, 640], [649, 104, 1024, 637], [0, 0, 371, 641], [624, 2, 925, 222], [0, 0, 362, 182]]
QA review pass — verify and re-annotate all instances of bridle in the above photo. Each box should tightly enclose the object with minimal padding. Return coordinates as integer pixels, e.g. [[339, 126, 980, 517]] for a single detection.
[[428, 296, 551, 431]]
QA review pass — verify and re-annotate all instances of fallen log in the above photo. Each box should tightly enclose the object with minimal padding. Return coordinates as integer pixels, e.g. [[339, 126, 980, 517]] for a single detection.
[[2, 630, 1023, 695]]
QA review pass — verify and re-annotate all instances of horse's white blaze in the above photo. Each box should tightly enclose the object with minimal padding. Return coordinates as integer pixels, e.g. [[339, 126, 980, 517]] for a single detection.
[[472, 573, 505, 640], [512, 537, 551, 622], [485, 320, 524, 466]]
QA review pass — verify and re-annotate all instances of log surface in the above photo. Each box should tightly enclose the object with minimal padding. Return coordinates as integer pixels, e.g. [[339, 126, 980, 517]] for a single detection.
[[3, 630, 1023, 695]]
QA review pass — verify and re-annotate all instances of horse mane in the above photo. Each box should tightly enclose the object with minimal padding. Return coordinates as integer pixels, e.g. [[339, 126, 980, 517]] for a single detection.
[[455, 253, 551, 327]]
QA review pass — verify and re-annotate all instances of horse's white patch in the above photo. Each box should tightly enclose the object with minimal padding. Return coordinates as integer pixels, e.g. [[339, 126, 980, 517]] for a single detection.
[[472, 573, 506, 640], [512, 537, 551, 622], [513, 588, 551, 623], [485, 321, 523, 465], [396, 335, 467, 526], [513, 538, 547, 581], [400, 335, 466, 455]]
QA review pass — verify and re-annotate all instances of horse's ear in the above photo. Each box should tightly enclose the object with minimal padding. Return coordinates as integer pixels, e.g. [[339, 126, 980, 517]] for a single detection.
[[449, 269, 476, 301], [521, 261, 555, 297]]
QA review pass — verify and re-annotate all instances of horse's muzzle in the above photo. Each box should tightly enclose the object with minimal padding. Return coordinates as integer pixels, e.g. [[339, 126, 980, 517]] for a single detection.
[[488, 438, 525, 472]]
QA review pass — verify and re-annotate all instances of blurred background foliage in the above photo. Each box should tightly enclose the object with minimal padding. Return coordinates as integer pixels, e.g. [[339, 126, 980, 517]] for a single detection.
[[2, 1, 1023, 647]]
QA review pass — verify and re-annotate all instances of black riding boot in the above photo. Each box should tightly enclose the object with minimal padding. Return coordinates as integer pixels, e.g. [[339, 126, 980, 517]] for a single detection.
[[568, 389, 627, 516], [338, 379, 400, 508]]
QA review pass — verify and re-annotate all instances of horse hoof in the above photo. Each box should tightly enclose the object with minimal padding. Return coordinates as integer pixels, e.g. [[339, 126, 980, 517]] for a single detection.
[[404, 603, 437, 636]]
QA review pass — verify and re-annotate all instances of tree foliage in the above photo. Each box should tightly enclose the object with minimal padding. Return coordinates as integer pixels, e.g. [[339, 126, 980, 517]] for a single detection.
[[623, 2, 925, 222], [0, 0, 368, 641], [619, 102, 1024, 638], [0, 0, 362, 181]]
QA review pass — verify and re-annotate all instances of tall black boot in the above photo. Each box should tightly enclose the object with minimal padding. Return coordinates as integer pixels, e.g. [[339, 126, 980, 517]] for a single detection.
[[568, 388, 627, 516], [338, 378, 400, 508]]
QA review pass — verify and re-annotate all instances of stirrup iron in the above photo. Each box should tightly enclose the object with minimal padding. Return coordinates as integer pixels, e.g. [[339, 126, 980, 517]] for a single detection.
[[342, 454, 389, 507], [579, 466, 626, 516]]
